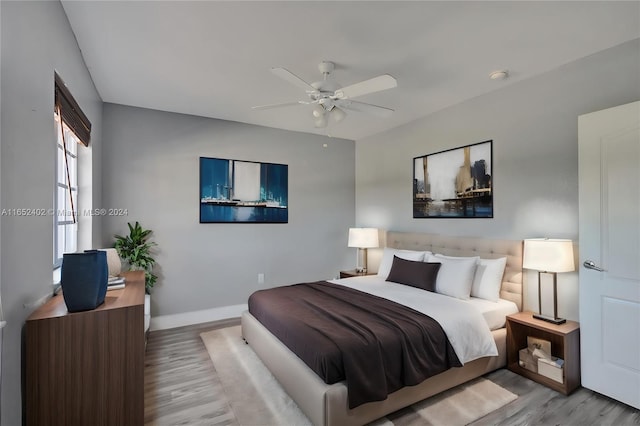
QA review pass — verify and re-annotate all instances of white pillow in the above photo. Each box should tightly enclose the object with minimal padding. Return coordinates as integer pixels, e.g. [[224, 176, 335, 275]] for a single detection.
[[471, 257, 507, 302], [377, 248, 429, 279], [426, 253, 479, 300]]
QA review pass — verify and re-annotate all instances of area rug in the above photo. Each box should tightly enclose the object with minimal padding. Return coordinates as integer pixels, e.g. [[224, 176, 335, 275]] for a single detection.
[[201, 326, 517, 426]]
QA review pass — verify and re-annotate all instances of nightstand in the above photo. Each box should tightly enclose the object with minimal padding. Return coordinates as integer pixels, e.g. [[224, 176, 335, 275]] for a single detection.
[[506, 311, 580, 395], [339, 269, 375, 279]]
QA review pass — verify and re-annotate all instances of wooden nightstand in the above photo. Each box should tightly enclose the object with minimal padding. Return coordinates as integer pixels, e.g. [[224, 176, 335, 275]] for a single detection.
[[339, 269, 375, 279], [506, 311, 580, 395]]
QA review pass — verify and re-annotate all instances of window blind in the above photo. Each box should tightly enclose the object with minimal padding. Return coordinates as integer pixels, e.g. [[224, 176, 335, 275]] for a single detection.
[[54, 72, 91, 147]]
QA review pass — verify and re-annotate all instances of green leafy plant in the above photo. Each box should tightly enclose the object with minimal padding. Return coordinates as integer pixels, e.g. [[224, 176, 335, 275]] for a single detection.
[[114, 221, 158, 293]]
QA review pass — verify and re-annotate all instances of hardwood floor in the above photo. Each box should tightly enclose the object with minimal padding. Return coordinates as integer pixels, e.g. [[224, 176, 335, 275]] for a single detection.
[[144, 318, 240, 425], [471, 369, 640, 426], [145, 319, 640, 426]]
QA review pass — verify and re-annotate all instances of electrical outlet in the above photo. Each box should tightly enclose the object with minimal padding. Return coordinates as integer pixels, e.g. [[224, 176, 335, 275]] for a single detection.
[[258, 273, 265, 284]]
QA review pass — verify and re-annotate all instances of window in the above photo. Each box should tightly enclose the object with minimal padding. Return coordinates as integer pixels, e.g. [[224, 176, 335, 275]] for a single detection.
[[53, 115, 79, 267], [53, 73, 91, 268]]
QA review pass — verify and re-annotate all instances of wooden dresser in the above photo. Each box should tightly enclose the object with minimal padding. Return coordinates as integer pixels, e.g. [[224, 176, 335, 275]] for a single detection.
[[25, 271, 145, 426]]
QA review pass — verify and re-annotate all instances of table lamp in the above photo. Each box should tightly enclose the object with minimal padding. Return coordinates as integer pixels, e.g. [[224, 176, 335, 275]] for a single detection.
[[523, 238, 575, 324], [348, 228, 379, 273]]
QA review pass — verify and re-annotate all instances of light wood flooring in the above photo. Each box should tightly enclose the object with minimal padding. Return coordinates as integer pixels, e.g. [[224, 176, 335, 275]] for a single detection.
[[144, 318, 241, 425], [144, 319, 640, 426]]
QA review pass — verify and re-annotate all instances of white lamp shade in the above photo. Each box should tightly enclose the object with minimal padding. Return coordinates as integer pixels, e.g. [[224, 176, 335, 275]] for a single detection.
[[523, 239, 575, 273], [348, 228, 379, 249]]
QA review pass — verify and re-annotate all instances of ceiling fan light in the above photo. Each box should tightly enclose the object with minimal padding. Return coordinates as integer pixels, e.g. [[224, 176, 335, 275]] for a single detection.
[[312, 105, 325, 118], [331, 107, 346, 122], [314, 115, 328, 128]]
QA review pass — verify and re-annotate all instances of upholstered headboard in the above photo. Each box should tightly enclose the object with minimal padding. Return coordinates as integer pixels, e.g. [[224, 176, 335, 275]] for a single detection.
[[386, 231, 523, 311]]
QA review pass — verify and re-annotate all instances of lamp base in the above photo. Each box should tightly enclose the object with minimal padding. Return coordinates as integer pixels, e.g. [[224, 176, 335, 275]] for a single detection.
[[533, 313, 566, 325], [355, 247, 368, 275]]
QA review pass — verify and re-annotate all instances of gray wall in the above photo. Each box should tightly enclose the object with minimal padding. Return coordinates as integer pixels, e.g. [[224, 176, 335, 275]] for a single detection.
[[0, 1, 103, 424], [101, 104, 355, 317], [355, 39, 640, 321]]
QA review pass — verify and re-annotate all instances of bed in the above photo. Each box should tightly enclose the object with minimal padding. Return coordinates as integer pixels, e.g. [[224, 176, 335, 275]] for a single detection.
[[241, 231, 523, 426]]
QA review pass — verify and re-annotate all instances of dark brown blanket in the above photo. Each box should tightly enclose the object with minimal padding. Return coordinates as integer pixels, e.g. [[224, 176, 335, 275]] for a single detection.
[[248, 281, 462, 408]]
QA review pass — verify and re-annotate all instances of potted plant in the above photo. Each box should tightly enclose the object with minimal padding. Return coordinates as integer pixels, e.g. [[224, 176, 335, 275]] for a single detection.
[[114, 221, 158, 294]]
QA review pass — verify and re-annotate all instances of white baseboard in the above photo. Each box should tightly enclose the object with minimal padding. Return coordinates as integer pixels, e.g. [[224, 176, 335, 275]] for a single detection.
[[149, 303, 247, 331]]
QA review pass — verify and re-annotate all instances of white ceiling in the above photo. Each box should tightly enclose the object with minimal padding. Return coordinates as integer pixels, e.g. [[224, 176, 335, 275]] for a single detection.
[[61, 1, 639, 141]]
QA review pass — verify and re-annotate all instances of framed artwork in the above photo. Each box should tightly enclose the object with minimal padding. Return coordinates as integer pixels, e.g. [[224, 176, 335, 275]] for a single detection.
[[413, 140, 493, 218], [199, 157, 288, 223]]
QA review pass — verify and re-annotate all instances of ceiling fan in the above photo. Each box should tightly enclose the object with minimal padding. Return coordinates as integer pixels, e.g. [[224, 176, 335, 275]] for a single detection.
[[252, 61, 397, 128]]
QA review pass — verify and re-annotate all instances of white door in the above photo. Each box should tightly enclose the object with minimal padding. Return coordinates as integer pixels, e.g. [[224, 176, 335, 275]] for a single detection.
[[579, 101, 640, 409]]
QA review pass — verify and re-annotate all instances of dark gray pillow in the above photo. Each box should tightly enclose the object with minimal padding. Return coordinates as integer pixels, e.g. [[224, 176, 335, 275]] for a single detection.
[[386, 255, 441, 292]]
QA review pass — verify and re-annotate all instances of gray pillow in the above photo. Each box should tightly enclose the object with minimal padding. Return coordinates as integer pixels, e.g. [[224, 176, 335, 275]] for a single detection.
[[386, 255, 441, 292]]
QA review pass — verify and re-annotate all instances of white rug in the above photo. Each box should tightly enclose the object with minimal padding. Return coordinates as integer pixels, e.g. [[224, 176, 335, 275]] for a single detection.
[[201, 326, 517, 426]]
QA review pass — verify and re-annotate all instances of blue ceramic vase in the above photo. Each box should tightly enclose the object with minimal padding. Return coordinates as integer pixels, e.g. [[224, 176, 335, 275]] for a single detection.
[[61, 250, 108, 312]]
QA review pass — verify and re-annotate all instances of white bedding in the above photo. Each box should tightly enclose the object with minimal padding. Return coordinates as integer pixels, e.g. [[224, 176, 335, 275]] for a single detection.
[[329, 275, 503, 364], [463, 296, 518, 330]]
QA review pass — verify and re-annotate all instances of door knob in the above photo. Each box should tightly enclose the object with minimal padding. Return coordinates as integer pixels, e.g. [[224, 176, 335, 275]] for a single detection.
[[583, 260, 606, 272]]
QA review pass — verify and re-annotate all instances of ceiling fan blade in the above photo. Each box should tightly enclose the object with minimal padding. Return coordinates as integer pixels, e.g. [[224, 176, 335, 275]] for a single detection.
[[333, 74, 397, 100], [251, 101, 308, 110], [338, 100, 394, 118], [271, 67, 318, 93]]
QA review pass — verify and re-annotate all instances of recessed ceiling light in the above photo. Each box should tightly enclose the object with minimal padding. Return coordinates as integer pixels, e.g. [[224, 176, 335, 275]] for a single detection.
[[489, 70, 509, 80]]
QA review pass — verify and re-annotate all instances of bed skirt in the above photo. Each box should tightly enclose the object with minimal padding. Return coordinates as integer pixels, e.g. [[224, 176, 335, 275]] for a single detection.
[[241, 311, 507, 426]]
